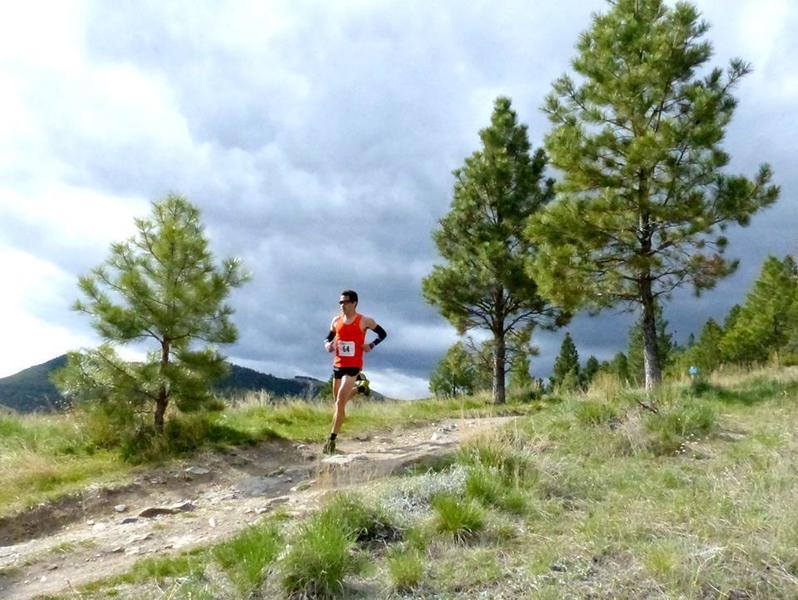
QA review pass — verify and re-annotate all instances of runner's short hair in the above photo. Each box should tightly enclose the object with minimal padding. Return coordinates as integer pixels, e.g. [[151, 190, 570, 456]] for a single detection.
[[341, 289, 358, 304]]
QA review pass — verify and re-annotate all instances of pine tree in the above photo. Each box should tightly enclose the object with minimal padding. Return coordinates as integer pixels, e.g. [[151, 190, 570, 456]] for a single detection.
[[428, 342, 477, 398], [507, 326, 539, 392], [552, 332, 580, 390], [682, 318, 725, 373], [423, 96, 567, 404], [54, 195, 249, 432], [527, 0, 779, 392], [627, 304, 675, 384], [582, 355, 600, 388], [720, 256, 798, 363]]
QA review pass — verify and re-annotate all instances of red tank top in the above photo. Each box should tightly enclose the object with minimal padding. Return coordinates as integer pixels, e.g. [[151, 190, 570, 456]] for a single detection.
[[333, 314, 366, 369]]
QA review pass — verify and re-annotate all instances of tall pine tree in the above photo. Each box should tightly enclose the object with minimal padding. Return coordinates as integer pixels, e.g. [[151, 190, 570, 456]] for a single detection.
[[423, 97, 567, 404], [526, 0, 779, 392], [55, 195, 249, 432], [720, 256, 798, 363], [627, 304, 675, 384]]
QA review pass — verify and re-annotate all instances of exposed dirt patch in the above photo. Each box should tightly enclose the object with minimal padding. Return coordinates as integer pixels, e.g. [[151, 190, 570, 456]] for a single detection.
[[0, 416, 515, 599]]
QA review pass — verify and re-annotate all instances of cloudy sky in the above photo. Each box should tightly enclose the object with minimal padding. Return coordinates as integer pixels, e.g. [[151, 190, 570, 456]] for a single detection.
[[1, 0, 796, 399]]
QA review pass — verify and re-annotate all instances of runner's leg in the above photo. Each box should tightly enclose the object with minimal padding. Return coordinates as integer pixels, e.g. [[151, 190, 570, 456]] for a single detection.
[[332, 374, 357, 435]]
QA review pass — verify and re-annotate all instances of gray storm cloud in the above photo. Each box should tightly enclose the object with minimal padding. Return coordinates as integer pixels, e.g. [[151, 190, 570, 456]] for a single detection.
[[1, 0, 795, 396]]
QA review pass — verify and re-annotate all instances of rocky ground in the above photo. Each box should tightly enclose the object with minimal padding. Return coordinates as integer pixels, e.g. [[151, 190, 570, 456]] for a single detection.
[[0, 416, 515, 599]]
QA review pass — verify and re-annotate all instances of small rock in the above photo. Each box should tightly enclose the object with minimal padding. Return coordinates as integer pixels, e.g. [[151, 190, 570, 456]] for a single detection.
[[121, 517, 139, 525], [127, 547, 140, 556], [243, 507, 254, 514], [208, 518, 217, 528], [139, 507, 177, 518], [184, 466, 210, 477], [86, 519, 95, 526], [92, 522, 107, 532], [47, 565, 58, 571], [168, 501, 196, 512], [40, 576, 46, 583], [430, 432, 444, 442], [550, 562, 567, 572], [127, 533, 153, 544], [267, 467, 286, 477], [290, 479, 315, 492], [295, 444, 307, 450], [285, 477, 293, 482], [264, 496, 290, 511], [114, 504, 127, 513], [354, 434, 371, 442], [109, 546, 124, 554]]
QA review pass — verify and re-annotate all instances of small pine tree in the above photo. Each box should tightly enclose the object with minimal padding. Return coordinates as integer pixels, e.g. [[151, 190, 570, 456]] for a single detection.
[[582, 355, 600, 389], [54, 194, 249, 432], [552, 333, 580, 389], [429, 342, 477, 398]]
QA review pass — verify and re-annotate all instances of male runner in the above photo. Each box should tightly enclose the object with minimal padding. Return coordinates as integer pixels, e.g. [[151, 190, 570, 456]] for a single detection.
[[323, 290, 387, 453]]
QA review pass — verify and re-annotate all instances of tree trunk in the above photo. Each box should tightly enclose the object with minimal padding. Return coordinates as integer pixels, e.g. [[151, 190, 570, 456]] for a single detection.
[[493, 333, 506, 405], [154, 340, 170, 432], [640, 280, 661, 392]]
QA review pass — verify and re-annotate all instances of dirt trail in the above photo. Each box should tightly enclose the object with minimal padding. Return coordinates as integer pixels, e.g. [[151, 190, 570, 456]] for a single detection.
[[0, 416, 516, 599]]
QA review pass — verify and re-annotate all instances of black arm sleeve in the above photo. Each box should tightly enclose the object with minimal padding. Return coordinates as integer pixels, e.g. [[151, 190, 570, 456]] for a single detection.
[[369, 325, 387, 349], [325, 330, 335, 343]]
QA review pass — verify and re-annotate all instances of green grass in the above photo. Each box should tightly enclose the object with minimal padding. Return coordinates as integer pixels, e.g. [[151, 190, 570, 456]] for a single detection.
[[0, 393, 534, 516], [386, 546, 424, 592], [212, 521, 282, 595], [280, 502, 363, 598], [431, 493, 486, 541], [15, 368, 798, 598]]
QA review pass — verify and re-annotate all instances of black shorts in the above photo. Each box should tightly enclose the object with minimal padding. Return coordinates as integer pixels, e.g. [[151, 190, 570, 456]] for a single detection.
[[333, 367, 361, 379]]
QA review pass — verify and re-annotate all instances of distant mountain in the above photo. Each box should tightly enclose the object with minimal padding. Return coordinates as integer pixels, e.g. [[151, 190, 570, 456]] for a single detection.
[[0, 355, 325, 414], [0, 355, 68, 413]]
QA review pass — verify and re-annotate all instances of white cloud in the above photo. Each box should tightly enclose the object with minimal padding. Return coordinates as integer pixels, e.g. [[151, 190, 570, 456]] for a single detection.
[[0, 246, 93, 376]]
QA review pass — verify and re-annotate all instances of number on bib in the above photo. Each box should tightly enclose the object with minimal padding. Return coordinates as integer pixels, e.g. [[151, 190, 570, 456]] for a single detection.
[[338, 341, 355, 357]]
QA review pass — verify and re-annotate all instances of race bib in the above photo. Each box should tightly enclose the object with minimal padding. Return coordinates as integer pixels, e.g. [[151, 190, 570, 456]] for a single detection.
[[337, 341, 356, 357]]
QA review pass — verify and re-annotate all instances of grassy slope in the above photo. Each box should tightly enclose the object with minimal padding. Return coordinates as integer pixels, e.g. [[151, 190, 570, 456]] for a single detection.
[[0, 392, 532, 517], [57, 367, 798, 599]]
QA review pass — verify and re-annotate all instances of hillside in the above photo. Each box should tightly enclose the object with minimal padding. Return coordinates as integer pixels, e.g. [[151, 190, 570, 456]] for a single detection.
[[0, 355, 68, 412], [0, 356, 325, 413], [1, 368, 796, 598]]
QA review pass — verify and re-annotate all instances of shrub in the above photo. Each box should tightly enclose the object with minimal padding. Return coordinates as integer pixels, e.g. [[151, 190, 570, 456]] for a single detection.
[[431, 493, 485, 541], [213, 522, 281, 595], [386, 546, 424, 592], [458, 439, 538, 488], [646, 401, 717, 454], [281, 504, 362, 598], [574, 401, 618, 426], [325, 493, 400, 545]]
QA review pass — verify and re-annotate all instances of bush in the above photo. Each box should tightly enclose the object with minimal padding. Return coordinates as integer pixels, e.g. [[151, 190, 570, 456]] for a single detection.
[[325, 493, 400, 545], [574, 401, 618, 426], [431, 493, 485, 541], [213, 522, 281, 595], [386, 546, 424, 592], [281, 507, 361, 598], [646, 401, 716, 454], [457, 439, 538, 487]]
